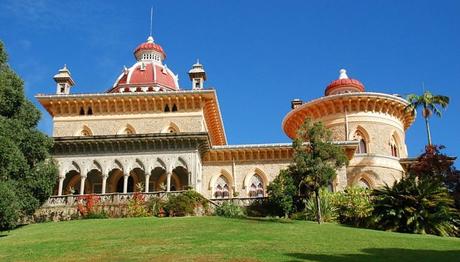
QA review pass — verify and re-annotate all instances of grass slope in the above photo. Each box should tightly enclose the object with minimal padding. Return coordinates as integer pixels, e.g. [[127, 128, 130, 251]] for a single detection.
[[0, 217, 459, 261]]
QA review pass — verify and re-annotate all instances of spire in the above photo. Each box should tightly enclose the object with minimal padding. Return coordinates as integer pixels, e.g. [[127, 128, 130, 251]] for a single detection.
[[188, 59, 207, 90], [339, 69, 348, 79], [54, 64, 75, 95]]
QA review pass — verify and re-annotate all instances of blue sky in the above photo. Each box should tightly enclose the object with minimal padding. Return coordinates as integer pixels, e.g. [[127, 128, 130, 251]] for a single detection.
[[1, 0, 459, 160]]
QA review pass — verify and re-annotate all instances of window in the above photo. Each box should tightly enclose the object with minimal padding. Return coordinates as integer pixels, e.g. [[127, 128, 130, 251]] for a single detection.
[[249, 174, 264, 197], [214, 175, 230, 199], [87, 107, 93, 115], [390, 135, 399, 157], [357, 179, 370, 189], [353, 129, 368, 154], [79, 107, 85, 115], [172, 104, 177, 112], [164, 105, 170, 112], [195, 79, 200, 88]]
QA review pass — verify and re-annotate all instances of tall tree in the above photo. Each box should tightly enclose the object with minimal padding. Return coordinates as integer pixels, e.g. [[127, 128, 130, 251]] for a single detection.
[[291, 118, 348, 224], [0, 40, 57, 231], [406, 91, 449, 145]]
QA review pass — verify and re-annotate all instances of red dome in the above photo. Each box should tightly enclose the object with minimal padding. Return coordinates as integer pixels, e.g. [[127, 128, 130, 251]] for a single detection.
[[325, 69, 365, 96], [109, 62, 178, 93], [134, 42, 166, 59]]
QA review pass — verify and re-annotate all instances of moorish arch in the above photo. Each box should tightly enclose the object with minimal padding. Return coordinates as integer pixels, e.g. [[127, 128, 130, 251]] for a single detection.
[[243, 168, 268, 197], [353, 173, 376, 189], [209, 169, 233, 199], [390, 131, 402, 157], [352, 126, 370, 154]]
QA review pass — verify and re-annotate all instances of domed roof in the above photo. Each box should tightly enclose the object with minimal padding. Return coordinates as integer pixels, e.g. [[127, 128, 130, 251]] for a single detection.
[[108, 36, 179, 93], [134, 36, 166, 59], [325, 69, 365, 96]]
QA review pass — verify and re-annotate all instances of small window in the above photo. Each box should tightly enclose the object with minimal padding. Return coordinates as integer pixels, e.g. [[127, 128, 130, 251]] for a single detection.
[[172, 104, 177, 112], [87, 107, 93, 115], [195, 80, 200, 88], [164, 105, 170, 112], [79, 107, 85, 115]]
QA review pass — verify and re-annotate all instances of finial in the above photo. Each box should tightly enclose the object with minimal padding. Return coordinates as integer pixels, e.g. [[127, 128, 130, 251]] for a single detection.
[[147, 36, 154, 43], [63, 64, 67, 69], [196, 58, 200, 64], [149, 7, 153, 37], [339, 69, 348, 79]]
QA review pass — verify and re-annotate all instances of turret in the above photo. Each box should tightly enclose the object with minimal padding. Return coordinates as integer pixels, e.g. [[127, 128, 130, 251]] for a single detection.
[[53, 65, 75, 95], [188, 60, 206, 90]]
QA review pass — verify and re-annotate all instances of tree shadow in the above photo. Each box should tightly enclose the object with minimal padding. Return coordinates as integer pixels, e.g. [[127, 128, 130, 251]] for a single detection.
[[285, 248, 460, 262], [239, 216, 294, 224]]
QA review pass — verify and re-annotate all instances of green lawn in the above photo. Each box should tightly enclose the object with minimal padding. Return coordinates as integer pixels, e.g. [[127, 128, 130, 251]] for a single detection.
[[0, 217, 459, 261]]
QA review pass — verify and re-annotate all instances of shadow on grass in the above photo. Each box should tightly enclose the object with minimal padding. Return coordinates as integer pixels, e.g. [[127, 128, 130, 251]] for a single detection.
[[240, 216, 294, 224], [285, 248, 460, 262]]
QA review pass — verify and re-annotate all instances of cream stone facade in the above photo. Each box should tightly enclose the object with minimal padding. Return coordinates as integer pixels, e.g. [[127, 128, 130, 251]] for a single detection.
[[36, 35, 415, 205]]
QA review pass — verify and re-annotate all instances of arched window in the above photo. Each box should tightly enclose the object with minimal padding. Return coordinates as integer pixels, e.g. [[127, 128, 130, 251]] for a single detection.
[[79, 107, 85, 115], [214, 175, 230, 199], [249, 174, 264, 197], [357, 178, 370, 189], [87, 107, 93, 115], [390, 135, 399, 157], [172, 104, 178, 112], [164, 104, 170, 112], [353, 130, 368, 154]]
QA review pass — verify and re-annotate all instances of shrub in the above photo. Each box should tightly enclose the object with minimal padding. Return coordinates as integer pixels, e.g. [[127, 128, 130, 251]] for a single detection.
[[147, 196, 166, 217], [164, 190, 209, 217], [84, 212, 108, 219], [332, 187, 373, 227], [76, 194, 100, 217], [215, 202, 245, 218], [127, 192, 149, 217], [305, 189, 337, 223], [373, 176, 459, 237]]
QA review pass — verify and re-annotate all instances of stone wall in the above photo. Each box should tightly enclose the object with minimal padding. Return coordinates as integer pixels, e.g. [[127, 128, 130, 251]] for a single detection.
[[202, 160, 290, 199], [53, 112, 205, 137]]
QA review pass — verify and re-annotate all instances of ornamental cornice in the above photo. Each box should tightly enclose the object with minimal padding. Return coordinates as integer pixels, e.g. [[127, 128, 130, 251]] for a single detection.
[[52, 132, 210, 156], [36, 89, 227, 146], [203, 141, 358, 163], [282, 92, 415, 139]]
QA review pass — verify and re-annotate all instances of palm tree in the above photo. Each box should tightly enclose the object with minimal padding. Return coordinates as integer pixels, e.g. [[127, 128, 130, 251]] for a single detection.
[[406, 91, 449, 145]]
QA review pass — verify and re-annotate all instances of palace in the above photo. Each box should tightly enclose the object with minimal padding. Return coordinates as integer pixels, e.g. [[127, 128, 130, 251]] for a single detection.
[[36, 34, 414, 203]]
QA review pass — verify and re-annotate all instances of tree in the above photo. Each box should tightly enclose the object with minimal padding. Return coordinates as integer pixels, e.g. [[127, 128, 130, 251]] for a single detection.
[[267, 169, 296, 218], [406, 91, 449, 145], [0, 40, 57, 231], [291, 118, 348, 224]]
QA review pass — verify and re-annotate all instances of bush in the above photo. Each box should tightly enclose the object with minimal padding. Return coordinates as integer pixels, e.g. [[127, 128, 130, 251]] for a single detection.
[[76, 194, 107, 219], [163, 190, 209, 217], [305, 189, 337, 222], [0, 181, 21, 231], [332, 187, 373, 227], [84, 212, 108, 219], [127, 192, 149, 218], [215, 202, 245, 218], [147, 196, 166, 217], [373, 176, 459, 237]]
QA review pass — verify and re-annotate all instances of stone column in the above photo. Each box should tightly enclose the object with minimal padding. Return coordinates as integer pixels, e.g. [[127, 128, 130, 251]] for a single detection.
[[145, 174, 151, 193], [58, 176, 65, 196], [80, 176, 87, 195], [166, 172, 171, 192], [123, 173, 129, 194], [101, 174, 108, 194]]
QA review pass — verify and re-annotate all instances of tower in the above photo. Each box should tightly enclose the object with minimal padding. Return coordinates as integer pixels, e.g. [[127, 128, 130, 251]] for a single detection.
[[188, 60, 206, 90], [53, 65, 75, 95]]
